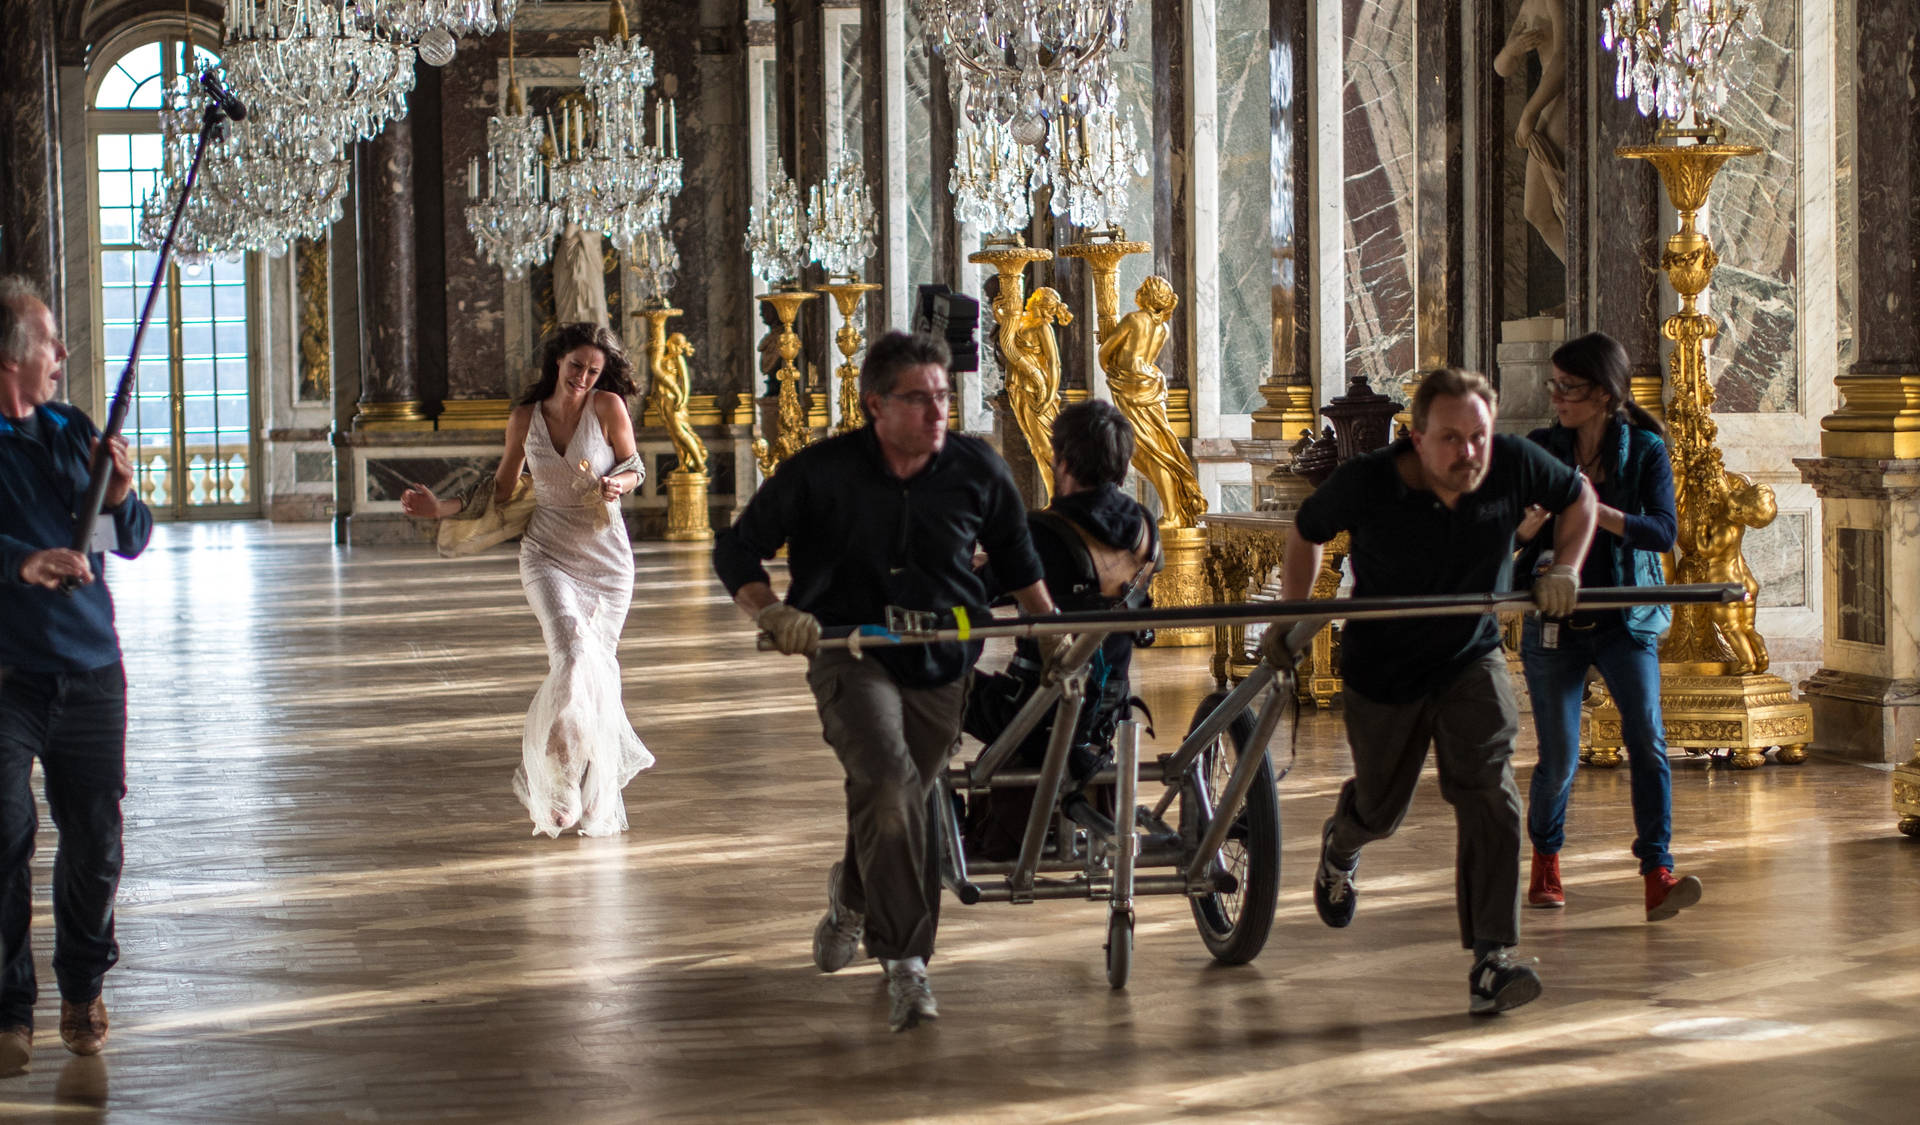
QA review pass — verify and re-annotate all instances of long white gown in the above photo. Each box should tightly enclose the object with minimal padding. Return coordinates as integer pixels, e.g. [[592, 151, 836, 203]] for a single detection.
[[511, 401, 655, 837]]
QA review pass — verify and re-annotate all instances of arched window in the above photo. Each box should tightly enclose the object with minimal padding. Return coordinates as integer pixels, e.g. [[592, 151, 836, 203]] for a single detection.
[[88, 32, 257, 518]]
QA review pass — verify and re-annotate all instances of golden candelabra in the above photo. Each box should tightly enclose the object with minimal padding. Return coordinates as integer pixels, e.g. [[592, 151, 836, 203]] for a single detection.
[[1060, 228, 1211, 646], [635, 304, 711, 542], [1583, 141, 1810, 769], [815, 279, 882, 435], [968, 238, 1061, 494], [750, 289, 817, 478]]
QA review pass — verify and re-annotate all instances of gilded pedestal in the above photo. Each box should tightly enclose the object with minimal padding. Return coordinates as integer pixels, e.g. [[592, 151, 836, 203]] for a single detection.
[[664, 470, 713, 542], [1584, 142, 1814, 769], [815, 279, 882, 435], [750, 289, 817, 478], [968, 241, 1059, 495], [1896, 741, 1920, 837]]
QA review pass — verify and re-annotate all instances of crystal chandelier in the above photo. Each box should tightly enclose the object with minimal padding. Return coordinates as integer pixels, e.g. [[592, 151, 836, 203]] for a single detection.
[[912, 0, 1136, 139], [141, 66, 351, 262], [806, 157, 878, 280], [630, 226, 681, 306], [550, 0, 684, 252], [1046, 101, 1146, 230], [744, 165, 808, 286], [949, 110, 1044, 234], [1601, 0, 1761, 125], [466, 84, 561, 279], [223, 0, 418, 161], [357, 0, 520, 65]]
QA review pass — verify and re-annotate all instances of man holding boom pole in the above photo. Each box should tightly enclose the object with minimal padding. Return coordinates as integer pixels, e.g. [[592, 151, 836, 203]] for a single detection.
[[1282, 367, 1596, 1015], [0, 276, 151, 1070]]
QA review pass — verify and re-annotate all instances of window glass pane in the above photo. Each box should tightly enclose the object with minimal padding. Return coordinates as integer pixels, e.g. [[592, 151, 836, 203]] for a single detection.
[[96, 134, 131, 170], [93, 43, 161, 110]]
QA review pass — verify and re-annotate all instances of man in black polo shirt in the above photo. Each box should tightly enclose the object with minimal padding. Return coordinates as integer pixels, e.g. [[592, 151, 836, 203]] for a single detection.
[[714, 331, 1058, 1032], [1281, 367, 1595, 1015]]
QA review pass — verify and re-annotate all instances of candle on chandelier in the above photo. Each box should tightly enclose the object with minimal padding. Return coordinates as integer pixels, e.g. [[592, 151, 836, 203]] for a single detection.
[[669, 98, 678, 158], [469, 156, 479, 197], [655, 100, 665, 154]]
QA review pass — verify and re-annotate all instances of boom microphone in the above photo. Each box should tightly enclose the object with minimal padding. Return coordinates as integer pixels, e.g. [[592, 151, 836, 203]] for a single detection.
[[198, 70, 248, 122]]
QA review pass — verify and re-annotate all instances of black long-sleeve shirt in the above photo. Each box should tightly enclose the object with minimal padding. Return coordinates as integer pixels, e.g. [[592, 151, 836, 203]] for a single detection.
[[713, 426, 1044, 686]]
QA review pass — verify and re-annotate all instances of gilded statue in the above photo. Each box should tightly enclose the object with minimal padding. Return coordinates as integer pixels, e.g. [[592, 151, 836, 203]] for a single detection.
[[1671, 468, 1777, 674], [1099, 276, 1207, 528], [648, 329, 708, 477], [1494, 0, 1567, 263], [1003, 286, 1073, 494]]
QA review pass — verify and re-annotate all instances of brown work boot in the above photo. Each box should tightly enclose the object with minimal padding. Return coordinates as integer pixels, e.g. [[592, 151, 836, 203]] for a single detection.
[[1527, 850, 1565, 908], [0, 1024, 29, 1074], [60, 997, 108, 1056]]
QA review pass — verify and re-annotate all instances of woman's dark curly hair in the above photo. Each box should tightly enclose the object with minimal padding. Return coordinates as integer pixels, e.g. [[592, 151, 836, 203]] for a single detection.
[[519, 322, 638, 404]]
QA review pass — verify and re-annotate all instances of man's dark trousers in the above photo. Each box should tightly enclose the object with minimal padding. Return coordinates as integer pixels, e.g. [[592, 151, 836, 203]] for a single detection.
[[0, 663, 127, 1028], [1324, 649, 1524, 950]]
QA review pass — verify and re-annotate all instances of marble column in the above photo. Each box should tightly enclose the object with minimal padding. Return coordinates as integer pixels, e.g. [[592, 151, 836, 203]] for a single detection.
[[354, 117, 428, 429], [1797, 0, 1920, 773], [438, 39, 511, 424], [1414, 0, 1465, 371], [1590, 55, 1664, 408], [1560, 0, 1590, 336], [1252, 0, 1313, 441], [1152, 0, 1189, 393], [0, 0, 63, 308]]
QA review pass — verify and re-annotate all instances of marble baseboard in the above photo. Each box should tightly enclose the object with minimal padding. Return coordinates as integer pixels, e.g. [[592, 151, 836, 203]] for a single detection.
[[342, 512, 437, 547], [267, 495, 333, 523], [1801, 668, 1920, 764]]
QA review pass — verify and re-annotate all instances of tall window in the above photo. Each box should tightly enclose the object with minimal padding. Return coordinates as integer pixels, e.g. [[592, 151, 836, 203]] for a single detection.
[[90, 34, 257, 518]]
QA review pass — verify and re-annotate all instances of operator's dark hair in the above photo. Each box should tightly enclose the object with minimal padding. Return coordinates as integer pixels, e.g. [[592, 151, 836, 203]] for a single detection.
[[859, 331, 950, 402], [519, 322, 637, 404], [1051, 398, 1134, 488], [1551, 330, 1665, 436]]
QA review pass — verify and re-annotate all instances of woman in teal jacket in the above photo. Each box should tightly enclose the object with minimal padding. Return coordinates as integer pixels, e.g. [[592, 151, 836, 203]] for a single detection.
[[1514, 331, 1701, 922]]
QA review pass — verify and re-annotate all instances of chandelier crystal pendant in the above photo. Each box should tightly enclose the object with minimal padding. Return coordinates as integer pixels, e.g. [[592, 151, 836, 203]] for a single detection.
[[356, 0, 520, 63], [1047, 101, 1147, 230], [949, 109, 1045, 235], [744, 165, 808, 287], [806, 157, 878, 280], [1601, 0, 1761, 125], [466, 66, 562, 279], [550, 0, 684, 253], [223, 0, 418, 161], [912, 0, 1136, 140]]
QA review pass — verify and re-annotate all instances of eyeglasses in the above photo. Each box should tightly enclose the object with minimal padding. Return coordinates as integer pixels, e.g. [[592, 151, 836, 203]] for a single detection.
[[883, 389, 952, 411], [1545, 377, 1596, 401]]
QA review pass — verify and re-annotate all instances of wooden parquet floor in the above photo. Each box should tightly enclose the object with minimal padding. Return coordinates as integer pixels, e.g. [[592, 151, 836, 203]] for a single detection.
[[2, 521, 1917, 1123]]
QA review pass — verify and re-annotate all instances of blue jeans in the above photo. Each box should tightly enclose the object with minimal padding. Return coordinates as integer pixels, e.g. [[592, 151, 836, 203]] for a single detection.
[[0, 663, 127, 1029], [1520, 618, 1673, 874]]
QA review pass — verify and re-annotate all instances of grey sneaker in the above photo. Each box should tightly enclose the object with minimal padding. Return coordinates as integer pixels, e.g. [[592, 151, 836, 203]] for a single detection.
[[1468, 948, 1543, 1015], [812, 861, 865, 973], [885, 960, 939, 1032], [1313, 821, 1358, 928]]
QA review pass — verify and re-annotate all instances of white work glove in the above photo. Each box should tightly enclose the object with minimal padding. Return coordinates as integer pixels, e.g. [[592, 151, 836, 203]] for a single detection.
[[755, 602, 822, 656], [1533, 564, 1580, 618]]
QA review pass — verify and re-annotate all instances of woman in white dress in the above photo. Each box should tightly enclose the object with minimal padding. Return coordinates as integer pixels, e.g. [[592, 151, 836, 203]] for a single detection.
[[402, 324, 655, 836]]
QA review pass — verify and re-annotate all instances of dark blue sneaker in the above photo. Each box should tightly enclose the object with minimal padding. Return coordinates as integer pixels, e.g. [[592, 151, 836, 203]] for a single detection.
[[1313, 821, 1357, 928], [1468, 948, 1543, 1015]]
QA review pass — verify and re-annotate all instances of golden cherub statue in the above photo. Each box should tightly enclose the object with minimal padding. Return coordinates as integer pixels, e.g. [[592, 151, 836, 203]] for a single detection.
[[1003, 286, 1073, 495], [1672, 468, 1777, 674], [648, 329, 709, 478], [1099, 275, 1207, 528]]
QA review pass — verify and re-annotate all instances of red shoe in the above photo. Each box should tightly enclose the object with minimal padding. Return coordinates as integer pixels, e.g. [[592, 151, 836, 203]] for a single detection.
[[1527, 850, 1564, 908], [1645, 867, 1702, 922]]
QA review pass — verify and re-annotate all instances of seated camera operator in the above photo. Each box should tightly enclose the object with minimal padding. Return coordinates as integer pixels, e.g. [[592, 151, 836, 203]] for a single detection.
[[963, 399, 1161, 857]]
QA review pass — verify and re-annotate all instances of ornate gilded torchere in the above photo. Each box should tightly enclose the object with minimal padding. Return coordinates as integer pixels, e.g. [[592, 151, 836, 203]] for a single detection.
[[750, 289, 818, 477], [1062, 230, 1211, 646], [968, 238, 1061, 493], [1896, 739, 1920, 838], [1581, 142, 1812, 770], [814, 279, 883, 435], [635, 304, 711, 542]]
